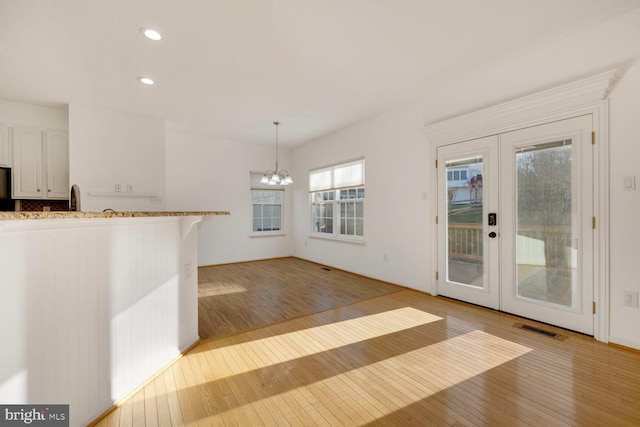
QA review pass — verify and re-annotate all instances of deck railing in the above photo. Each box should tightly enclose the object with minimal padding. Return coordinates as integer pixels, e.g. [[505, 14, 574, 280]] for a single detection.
[[448, 223, 483, 261], [448, 223, 572, 264]]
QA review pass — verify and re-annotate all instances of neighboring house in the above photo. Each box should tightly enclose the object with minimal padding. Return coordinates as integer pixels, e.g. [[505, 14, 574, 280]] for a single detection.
[[447, 166, 483, 205]]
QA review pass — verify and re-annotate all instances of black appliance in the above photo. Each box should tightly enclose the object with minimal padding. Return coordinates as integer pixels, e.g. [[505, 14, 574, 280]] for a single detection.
[[0, 167, 14, 211]]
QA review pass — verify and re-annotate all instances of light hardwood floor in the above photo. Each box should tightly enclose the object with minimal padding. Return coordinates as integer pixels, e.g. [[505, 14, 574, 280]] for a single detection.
[[197, 258, 402, 340], [93, 258, 640, 426]]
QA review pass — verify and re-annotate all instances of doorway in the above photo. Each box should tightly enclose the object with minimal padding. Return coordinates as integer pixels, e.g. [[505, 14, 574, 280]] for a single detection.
[[436, 115, 594, 334]]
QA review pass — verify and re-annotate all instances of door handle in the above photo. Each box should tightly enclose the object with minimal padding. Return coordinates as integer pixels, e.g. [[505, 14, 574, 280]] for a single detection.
[[488, 232, 497, 238]]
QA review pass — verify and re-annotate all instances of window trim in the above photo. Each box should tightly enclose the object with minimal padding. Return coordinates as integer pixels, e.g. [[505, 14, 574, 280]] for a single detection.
[[308, 232, 366, 245]]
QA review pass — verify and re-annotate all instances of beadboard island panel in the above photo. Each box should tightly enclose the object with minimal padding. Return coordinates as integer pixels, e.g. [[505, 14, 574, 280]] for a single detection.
[[0, 213, 226, 426]]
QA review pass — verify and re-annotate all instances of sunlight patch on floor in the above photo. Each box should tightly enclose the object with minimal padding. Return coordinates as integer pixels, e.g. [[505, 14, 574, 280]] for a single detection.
[[219, 330, 532, 424], [204, 307, 443, 378], [199, 281, 248, 297]]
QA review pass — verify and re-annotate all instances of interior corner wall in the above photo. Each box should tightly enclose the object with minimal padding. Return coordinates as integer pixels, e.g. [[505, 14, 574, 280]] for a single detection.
[[68, 104, 166, 212], [164, 127, 293, 266], [608, 61, 640, 350], [291, 103, 432, 292]]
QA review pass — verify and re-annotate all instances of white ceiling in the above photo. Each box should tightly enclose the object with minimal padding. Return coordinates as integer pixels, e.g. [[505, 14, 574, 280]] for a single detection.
[[0, 0, 639, 146]]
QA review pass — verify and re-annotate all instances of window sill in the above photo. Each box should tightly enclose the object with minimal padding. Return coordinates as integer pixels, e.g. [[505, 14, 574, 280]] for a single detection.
[[308, 234, 366, 245], [249, 232, 286, 238]]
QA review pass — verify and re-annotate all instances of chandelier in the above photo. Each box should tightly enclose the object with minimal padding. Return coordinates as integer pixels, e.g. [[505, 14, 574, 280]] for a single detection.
[[260, 121, 294, 185]]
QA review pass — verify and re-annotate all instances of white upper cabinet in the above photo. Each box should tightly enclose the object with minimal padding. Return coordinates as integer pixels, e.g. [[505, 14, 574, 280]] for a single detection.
[[13, 127, 43, 198], [0, 124, 10, 167], [13, 127, 69, 199], [46, 130, 69, 199]]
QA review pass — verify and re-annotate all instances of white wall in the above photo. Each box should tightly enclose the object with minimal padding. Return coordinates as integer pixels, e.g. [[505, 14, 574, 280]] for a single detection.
[[69, 104, 166, 212], [291, 10, 640, 349], [608, 62, 640, 349], [291, 105, 431, 290], [0, 99, 68, 130], [165, 127, 293, 265]]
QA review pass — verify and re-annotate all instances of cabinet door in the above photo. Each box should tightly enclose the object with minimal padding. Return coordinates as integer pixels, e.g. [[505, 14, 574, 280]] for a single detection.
[[13, 127, 43, 198], [46, 131, 69, 199], [0, 124, 10, 167]]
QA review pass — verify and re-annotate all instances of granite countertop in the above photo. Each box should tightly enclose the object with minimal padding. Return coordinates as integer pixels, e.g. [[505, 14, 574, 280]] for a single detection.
[[0, 211, 230, 221]]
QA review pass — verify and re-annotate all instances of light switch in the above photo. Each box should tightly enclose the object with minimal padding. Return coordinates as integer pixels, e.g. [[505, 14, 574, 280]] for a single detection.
[[623, 176, 636, 191]]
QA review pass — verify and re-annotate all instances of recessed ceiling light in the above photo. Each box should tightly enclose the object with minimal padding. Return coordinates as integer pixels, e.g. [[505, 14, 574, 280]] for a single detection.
[[140, 28, 161, 41], [137, 76, 155, 85]]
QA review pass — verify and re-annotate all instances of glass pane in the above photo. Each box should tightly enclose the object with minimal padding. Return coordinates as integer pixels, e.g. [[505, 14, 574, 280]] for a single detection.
[[446, 155, 484, 287], [253, 204, 282, 232], [345, 202, 354, 217], [515, 139, 575, 308], [347, 219, 355, 235], [339, 188, 354, 199], [312, 202, 333, 234], [355, 201, 363, 217], [252, 205, 262, 231], [269, 205, 281, 231], [311, 191, 334, 203]]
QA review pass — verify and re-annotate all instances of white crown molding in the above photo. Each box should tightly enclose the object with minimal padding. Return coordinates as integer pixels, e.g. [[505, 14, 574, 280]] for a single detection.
[[423, 69, 621, 145]]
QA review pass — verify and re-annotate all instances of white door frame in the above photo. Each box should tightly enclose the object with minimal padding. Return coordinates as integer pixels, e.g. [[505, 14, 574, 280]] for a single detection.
[[436, 136, 500, 310], [499, 115, 594, 334], [425, 69, 620, 343]]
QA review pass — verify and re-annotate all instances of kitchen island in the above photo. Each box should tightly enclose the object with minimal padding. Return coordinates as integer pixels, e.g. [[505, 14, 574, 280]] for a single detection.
[[0, 209, 229, 220], [0, 211, 229, 426]]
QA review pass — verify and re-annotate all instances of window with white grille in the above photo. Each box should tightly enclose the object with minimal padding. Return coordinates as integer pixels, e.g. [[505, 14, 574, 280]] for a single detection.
[[250, 172, 284, 235], [252, 190, 283, 232], [309, 159, 365, 241]]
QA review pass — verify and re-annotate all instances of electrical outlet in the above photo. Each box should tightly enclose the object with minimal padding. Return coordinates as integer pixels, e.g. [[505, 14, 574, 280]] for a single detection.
[[184, 263, 192, 279], [623, 290, 638, 308], [114, 184, 121, 193], [150, 196, 162, 204], [623, 176, 636, 191], [126, 184, 133, 193]]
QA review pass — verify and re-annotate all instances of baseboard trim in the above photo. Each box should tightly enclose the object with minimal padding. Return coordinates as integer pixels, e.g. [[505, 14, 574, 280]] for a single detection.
[[198, 255, 291, 269], [87, 338, 201, 426], [608, 335, 640, 352]]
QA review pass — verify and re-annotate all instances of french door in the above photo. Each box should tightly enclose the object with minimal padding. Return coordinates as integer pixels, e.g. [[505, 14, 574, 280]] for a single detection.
[[437, 115, 594, 334]]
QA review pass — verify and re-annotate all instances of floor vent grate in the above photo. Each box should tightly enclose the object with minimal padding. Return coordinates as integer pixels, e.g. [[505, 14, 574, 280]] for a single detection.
[[514, 323, 566, 340]]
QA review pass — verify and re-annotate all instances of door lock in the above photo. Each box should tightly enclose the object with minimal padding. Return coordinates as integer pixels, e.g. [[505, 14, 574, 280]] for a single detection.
[[488, 213, 497, 226]]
